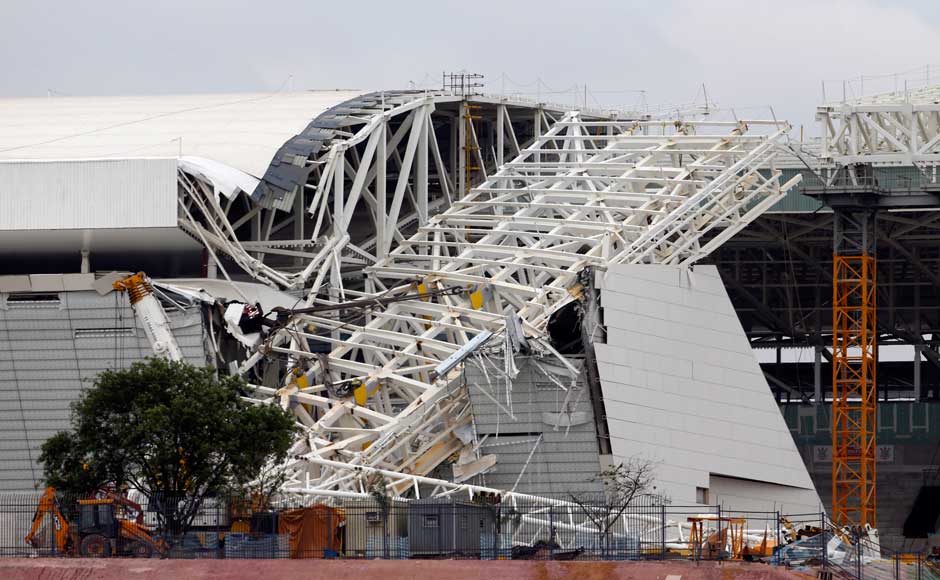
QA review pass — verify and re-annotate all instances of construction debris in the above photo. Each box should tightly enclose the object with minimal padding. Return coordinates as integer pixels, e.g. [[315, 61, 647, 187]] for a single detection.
[[163, 109, 802, 539]]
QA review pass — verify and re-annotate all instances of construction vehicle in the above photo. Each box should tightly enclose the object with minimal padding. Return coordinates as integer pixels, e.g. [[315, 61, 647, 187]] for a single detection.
[[25, 487, 168, 558]]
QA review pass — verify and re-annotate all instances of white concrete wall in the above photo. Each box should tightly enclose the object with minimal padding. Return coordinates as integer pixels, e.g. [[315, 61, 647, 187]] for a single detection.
[[709, 475, 824, 514], [596, 264, 821, 513]]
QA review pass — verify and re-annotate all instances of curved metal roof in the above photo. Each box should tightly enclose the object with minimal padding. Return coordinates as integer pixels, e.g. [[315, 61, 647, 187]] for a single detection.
[[0, 90, 364, 177], [250, 90, 425, 207]]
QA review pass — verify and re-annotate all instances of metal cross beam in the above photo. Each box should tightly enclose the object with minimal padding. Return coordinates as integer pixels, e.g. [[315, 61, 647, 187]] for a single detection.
[[233, 113, 799, 506], [169, 90, 799, 532], [818, 84, 940, 167]]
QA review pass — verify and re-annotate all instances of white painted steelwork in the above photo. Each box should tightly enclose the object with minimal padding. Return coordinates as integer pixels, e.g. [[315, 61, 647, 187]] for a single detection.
[[818, 84, 940, 166], [191, 106, 801, 511]]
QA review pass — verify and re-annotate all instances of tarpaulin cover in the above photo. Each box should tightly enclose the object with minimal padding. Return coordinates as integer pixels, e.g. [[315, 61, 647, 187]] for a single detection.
[[277, 504, 345, 559]]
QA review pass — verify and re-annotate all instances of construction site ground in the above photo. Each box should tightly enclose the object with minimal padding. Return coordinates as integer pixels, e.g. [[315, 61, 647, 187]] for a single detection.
[[0, 558, 818, 580]]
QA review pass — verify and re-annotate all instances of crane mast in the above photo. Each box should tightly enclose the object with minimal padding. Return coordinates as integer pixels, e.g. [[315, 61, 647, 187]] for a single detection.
[[831, 211, 877, 528], [813, 84, 940, 529]]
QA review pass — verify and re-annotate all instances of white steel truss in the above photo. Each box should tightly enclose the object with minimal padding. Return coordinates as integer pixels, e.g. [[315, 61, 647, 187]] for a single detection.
[[175, 100, 800, 542], [175, 93, 616, 295], [235, 113, 799, 495], [818, 84, 940, 167]]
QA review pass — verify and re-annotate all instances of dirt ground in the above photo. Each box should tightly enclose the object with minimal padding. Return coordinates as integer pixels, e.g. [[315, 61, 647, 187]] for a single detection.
[[0, 558, 819, 580]]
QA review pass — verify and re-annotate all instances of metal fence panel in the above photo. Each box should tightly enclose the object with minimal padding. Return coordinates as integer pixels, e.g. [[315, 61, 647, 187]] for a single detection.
[[0, 490, 930, 578]]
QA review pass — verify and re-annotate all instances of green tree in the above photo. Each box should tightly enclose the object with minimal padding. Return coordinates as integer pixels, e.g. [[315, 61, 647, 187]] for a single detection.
[[39, 358, 296, 534]]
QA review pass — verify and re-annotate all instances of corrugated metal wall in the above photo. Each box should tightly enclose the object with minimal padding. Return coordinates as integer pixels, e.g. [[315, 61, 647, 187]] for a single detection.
[[0, 289, 206, 491], [0, 158, 178, 231], [464, 359, 604, 498]]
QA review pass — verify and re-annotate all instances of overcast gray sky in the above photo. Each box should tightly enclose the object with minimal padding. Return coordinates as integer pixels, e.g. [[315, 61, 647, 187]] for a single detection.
[[1, 0, 937, 130]]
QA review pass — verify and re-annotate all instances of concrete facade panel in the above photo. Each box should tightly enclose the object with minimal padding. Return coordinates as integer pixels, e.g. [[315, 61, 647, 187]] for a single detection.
[[597, 264, 821, 513]]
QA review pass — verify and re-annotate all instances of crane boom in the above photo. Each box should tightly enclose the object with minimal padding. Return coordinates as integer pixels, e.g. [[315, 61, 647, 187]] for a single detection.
[[112, 272, 184, 362]]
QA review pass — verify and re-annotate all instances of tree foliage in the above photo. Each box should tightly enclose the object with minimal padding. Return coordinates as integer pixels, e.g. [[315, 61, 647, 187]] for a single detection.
[[39, 358, 296, 533], [569, 457, 660, 554]]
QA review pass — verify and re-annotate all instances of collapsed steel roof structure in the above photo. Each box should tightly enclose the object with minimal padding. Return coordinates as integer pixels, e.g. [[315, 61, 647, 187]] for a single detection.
[[172, 91, 801, 537]]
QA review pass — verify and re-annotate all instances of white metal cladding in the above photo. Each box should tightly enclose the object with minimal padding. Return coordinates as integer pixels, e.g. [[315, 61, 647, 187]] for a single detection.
[[0, 290, 207, 491], [464, 359, 604, 498], [0, 158, 178, 231], [595, 264, 821, 512], [0, 91, 363, 177]]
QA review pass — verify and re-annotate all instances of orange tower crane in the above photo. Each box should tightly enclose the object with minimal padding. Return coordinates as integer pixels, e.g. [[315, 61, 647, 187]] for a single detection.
[[830, 211, 877, 528]]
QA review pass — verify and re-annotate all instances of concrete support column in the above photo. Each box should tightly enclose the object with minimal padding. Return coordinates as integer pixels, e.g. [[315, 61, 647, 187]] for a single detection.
[[914, 345, 923, 400], [80, 250, 90, 274]]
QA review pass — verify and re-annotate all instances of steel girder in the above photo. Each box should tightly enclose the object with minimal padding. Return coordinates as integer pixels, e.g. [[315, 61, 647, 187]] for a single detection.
[[175, 92, 799, 536], [818, 85, 940, 167]]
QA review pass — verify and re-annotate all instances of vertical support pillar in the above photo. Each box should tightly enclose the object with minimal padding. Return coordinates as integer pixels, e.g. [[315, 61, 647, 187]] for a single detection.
[[293, 181, 305, 268], [578, 267, 612, 456], [251, 211, 262, 259], [416, 106, 429, 226], [333, 148, 344, 233], [330, 149, 345, 301], [376, 119, 387, 262], [496, 104, 505, 167], [915, 345, 923, 401], [534, 107, 542, 167], [80, 249, 90, 274], [449, 115, 458, 192], [206, 255, 218, 279], [457, 101, 467, 196]]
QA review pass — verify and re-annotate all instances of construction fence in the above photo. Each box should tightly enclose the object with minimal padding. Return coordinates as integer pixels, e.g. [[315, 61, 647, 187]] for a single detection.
[[0, 491, 935, 578]]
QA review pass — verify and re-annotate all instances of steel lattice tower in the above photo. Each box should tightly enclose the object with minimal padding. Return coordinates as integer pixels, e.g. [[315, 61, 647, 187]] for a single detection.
[[831, 212, 877, 528]]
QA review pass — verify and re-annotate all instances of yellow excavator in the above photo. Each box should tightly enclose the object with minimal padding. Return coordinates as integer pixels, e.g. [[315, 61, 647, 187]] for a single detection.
[[25, 487, 168, 558]]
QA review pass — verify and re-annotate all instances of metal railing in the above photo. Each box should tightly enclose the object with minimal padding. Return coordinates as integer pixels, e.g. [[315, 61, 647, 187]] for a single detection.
[[0, 491, 934, 577]]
